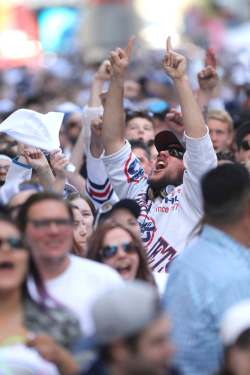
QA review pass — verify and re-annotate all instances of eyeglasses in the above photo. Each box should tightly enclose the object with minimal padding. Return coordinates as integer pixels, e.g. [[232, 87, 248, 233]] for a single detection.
[[0, 237, 25, 250], [28, 218, 73, 229], [100, 241, 137, 259], [240, 140, 250, 151], [166, 147, 184, 160]]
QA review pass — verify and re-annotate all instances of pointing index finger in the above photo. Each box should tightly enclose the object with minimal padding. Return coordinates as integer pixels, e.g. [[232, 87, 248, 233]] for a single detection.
[[166, 36, 172, 53], [125, 36, 135, 60]]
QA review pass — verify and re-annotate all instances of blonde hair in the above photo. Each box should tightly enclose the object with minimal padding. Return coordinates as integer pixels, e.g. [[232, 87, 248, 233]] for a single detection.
[[207, 110, 233, 132]]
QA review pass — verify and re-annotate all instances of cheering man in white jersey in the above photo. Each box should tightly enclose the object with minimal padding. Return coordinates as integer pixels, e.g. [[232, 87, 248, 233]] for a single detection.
[[101, 37, 217, 273]]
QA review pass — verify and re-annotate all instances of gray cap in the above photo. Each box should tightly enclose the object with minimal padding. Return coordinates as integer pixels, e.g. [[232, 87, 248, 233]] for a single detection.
[[92, 281, 162, 344]]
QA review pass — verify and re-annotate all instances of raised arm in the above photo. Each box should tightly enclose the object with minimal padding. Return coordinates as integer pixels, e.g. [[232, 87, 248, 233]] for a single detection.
[[102, 37, 134, 155], [163, 37, 206, 138], [196, 48, 220, 117]]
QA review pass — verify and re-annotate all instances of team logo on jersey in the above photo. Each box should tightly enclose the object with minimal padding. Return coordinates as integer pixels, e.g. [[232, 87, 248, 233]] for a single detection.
[[124, 153, 144, 183], [139, 214, 156, 246]]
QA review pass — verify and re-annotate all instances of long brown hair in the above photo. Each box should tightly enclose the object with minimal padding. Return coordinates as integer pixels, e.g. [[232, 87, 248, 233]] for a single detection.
[[86, 220, 155, 285]]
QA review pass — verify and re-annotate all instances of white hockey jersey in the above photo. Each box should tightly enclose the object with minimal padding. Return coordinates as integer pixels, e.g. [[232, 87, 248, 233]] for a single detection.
[[103, 130, 217, 273]]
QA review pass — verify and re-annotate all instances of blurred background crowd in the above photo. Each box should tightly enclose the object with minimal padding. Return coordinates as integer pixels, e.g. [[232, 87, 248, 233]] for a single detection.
[[1, 0, 250, 121]]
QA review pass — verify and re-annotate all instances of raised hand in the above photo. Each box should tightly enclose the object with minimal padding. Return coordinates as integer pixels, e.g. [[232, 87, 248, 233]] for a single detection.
[[22, 147, 49, 172], [163, 36, 187, 80], [95, 60, 112, 81], [198, 66, 219, 91], [50, 150, 69, 179], [26, 334, 79, 373], [109, 36, 135, 77], [165, 109, 184, 138], [205, 48, 216, 69], [198, 48, 219, 93]]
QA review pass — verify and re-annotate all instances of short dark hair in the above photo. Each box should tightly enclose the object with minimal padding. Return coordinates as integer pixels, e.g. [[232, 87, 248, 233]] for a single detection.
[[130, 140, 151, 160], [17, 191, 74, 232], [125, 110, 154, 126], [236, 121, 250, 149], [201, 163, 250, 225]]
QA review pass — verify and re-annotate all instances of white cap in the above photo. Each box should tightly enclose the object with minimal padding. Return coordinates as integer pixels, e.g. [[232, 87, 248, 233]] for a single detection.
[[220, 300, 250, 346]]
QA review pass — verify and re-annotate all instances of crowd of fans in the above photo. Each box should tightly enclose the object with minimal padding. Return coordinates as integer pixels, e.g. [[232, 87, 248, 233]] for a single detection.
[[1, 33, 250, 375]]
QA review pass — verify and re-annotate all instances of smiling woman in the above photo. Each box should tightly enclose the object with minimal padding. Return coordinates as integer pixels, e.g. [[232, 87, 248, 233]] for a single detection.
[[0, 215, 81, 374], [87, 221, 155, 285]]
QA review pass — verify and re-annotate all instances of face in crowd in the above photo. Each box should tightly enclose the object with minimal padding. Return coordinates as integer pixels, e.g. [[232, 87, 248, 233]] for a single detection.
[[125, 115, 155, 144], [208, 117, 233, 153], [24, 198, 73, 269], [69, 195, 94, 257], [100, 226, 140, 280], [109, 312, 175, 375], [148, 147, 184, 190], [236, 133, 250, 163], [132, 314, 175, 374], [0, 158, 11, 186], [0, 219, 28, 295], [72, 206, 87, 257], [109, 208, 140, 238]]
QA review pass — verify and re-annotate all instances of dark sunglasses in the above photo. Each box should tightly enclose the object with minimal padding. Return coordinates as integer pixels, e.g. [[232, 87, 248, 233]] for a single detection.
[[240, 140, 250, 151], [100, 241, 137, 259], [166, 147, 184, 160], [28, 218, 73, 229], [0, 237, 25, 250]]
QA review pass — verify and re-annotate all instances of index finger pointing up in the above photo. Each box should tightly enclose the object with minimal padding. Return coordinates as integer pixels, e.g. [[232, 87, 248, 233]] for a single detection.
[[125, 36, 135, 60], [166, 36, 172, 53]]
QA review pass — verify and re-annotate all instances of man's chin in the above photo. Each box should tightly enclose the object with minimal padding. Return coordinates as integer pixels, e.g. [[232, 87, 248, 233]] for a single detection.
[[148, 174, 182, 191], [148, 175, 168, 191]]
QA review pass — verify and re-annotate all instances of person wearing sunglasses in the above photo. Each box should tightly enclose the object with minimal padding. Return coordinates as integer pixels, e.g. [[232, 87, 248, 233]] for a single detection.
[[101, 37, 217, 274], [87, 221, 155, 285], [236, 121, 250, 164], [0, 215, 81, 374]]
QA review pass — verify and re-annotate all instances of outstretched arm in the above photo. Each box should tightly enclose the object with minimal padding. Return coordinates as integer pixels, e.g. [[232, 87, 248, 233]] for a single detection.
[[102, 37, 134, 155], [163, 37, 206, 138]]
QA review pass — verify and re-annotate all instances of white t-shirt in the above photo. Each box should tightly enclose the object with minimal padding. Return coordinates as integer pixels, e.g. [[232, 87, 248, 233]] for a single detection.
[[0, 344, 59, 375], [29, 255, 122, 337], [103, 130, 217, 273]]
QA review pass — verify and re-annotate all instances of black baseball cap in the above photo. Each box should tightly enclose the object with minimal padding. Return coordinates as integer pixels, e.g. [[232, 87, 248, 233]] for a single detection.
[[94, 199, 141, 229], [112, 199, 141, 219], [154, 130, 185, 153]]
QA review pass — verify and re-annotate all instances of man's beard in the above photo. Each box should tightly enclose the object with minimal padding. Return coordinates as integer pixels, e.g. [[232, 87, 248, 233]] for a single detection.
[[148, 173, 183, 191]]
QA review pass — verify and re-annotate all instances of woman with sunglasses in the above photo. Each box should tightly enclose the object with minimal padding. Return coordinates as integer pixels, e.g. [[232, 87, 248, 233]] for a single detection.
[[87, 221, 155, 284], [0, 215, 81, 374]]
